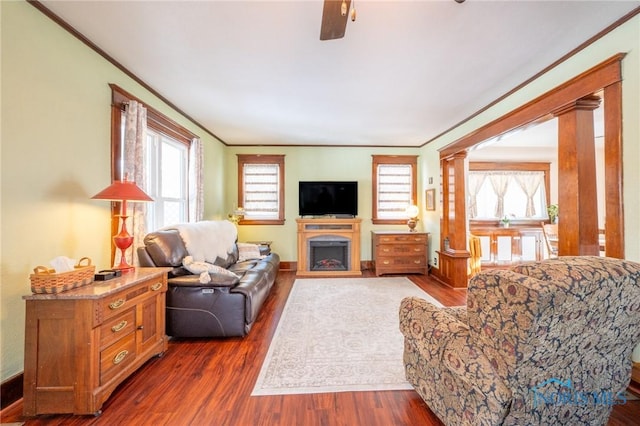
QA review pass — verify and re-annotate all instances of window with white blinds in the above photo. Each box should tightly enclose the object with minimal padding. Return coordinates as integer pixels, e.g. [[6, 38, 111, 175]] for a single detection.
[[243, 163, 280, 219], [237, 154, 285, 224], [377, 164, 413, 219], [372, 155, 418, 223]]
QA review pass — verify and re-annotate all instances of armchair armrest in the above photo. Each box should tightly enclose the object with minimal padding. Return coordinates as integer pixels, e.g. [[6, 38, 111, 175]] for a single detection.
[[399, 297, 511, 404]]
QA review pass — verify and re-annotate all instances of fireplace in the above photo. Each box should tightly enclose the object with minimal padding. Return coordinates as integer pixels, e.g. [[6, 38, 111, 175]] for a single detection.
[[308, 237, 350, 272], [296, 218, 361, 276]]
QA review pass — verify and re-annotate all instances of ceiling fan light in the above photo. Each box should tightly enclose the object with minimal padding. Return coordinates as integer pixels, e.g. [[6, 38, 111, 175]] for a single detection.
[[341, 0, 347, 16]]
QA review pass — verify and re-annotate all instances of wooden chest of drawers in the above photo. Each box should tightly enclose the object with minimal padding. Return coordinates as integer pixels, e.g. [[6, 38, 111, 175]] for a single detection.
[[23, 268, 169, 416], [371, 231, 429, 276]]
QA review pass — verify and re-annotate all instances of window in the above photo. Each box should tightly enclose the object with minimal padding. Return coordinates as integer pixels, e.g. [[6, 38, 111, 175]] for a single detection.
[[110, 84, 201, 232], [237, 154, 285, 225], [145, 128, 188, 230], [372, 155, 417, 224], [469, 162, 550, 221]]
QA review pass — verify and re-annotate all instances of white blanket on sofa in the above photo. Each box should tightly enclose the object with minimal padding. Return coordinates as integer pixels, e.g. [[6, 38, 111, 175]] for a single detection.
[[170, 220, 238, 263]]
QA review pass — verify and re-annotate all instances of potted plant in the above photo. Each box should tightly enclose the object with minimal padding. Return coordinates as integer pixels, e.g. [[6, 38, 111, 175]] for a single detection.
[[547, 204, 558, 223], [501, 215, 511, 228]]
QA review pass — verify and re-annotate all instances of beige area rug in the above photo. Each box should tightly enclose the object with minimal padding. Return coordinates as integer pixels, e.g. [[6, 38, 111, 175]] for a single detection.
[[251, 277, 443, 396]]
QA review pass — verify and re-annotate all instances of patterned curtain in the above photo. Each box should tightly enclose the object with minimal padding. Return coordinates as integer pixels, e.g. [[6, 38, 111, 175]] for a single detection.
[[122, 100, 148, 266], [188, 138, 204, 222], [468, 172, 486, 219]]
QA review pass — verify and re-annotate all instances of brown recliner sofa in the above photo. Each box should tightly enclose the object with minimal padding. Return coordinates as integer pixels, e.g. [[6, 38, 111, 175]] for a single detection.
[[137, 224, 279, 338]]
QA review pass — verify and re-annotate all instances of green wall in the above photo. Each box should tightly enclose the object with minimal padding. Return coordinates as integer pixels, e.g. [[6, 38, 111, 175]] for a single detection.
[[2, 0, 639, 383], [0, 1, 226, 382]]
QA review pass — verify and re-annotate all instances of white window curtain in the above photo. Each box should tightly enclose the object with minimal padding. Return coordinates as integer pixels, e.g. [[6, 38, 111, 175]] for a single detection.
[[514, 172, 543, 217], [123, 100, 148, 266], [188, 138, 204, 222], [489, 173, 510, 218], [468, 172, 486, 219]]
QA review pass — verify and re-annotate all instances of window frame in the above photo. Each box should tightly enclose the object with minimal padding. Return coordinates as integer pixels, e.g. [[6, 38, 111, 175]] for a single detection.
[[371, 155, 418, 224], [109, 84, 199, 257], [236, 154, 285, 225], [144, 128, 189, 230], [469, 161, 551, 226]]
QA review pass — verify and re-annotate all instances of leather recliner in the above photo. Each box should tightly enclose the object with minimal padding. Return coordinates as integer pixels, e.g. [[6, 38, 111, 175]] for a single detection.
[[137, 229, 280, 338]]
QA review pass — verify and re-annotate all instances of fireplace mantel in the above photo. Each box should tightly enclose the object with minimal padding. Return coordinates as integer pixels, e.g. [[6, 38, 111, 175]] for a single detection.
[[296, 218, 362, 276]]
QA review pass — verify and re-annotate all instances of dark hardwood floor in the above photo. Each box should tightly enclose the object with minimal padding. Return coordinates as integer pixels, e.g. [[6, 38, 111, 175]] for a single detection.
[[2, 270, 638, 425]]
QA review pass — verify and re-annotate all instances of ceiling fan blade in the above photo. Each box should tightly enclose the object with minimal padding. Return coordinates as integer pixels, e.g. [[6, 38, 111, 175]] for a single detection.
[[320, 0, 350, 41]]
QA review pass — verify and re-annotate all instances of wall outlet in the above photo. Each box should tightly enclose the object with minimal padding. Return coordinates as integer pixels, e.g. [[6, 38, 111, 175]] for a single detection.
[[433, 256, 438, 266]]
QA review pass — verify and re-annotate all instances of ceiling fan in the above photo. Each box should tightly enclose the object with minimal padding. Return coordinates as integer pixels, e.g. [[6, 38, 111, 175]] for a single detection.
[[319, 0, 466, 41], [319, 0, 353, 41]]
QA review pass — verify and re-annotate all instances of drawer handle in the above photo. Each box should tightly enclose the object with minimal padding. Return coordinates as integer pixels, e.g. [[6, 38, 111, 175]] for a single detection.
[[151, 282, 163, 291], [113, 350, 128, 365], [383, 260, 390, 265], [111, 320, 128, 333], [109, 299, 125, 310], [413, 248, 422, 252], [414, 260, 422, 264], [382, 248, 390, 252]]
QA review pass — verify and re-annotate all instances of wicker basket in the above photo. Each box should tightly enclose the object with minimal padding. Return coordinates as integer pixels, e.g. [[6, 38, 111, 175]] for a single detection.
[[30, 257, 95, 294]]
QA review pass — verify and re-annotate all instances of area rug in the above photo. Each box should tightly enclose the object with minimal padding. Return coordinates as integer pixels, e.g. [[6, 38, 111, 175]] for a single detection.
[[251, 277, 443, 396]]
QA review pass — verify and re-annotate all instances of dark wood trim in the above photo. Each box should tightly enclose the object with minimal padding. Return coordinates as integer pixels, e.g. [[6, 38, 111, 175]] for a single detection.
[[439, 53, 625, 158], [28, 1, 225, 145], [110, 84, 198, 145], [0, 373, 23, 410], [424, 7, 640, 148], [371, 155, 418, 224], [555, 96, 601, 256], [236, 154, 286, 224], [603, 82, 625, 258]]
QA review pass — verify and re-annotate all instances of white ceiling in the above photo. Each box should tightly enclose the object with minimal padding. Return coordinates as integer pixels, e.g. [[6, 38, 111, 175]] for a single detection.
[[40, 0, 638, 147]]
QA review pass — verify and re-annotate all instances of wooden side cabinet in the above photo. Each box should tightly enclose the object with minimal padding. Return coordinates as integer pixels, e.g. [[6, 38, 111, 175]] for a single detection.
[[371, 231, 429, 276], [23, 268, 169, 416], [470, 226, 545, 266]]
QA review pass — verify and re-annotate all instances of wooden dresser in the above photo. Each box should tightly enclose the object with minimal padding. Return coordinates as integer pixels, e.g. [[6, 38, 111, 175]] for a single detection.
[[23, 268, 169, 416], [371, 231, 429, 276]]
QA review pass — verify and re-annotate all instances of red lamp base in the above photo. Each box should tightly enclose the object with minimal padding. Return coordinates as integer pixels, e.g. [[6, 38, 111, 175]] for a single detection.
[[113, 214, 135, 273]]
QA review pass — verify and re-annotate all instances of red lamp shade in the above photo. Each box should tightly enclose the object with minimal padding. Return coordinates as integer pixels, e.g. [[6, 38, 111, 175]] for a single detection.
[[91, 180, 153, 202], [92, 180, 153, 272]]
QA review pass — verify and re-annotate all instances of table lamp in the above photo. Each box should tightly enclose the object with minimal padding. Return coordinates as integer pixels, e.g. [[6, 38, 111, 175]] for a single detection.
[[92, 179, 153, 272], [406, 204, 419, 232]]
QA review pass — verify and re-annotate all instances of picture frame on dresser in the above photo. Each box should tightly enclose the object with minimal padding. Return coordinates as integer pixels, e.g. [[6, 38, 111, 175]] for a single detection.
[[425, 189, 436, 211]]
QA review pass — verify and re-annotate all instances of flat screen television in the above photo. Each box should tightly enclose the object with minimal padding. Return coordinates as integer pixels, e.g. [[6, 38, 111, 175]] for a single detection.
[[299, 181, 358, 217]]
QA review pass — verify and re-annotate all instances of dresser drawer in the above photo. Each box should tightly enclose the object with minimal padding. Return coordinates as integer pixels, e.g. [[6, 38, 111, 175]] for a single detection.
[[376, 256, 427, 268], [100, 332, 136, 385], [100, 308, 136, 350], [377, 244, 426, 256], [376, 234, 427, 245], [99, 278, 165, 321]]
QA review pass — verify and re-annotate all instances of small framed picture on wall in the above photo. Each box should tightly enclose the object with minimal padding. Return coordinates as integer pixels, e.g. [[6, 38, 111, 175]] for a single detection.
[[425, 189, 436, 211]]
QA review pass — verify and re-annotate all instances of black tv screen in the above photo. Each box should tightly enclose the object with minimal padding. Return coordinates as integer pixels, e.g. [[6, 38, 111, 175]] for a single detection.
[[299, 181, 358, 217]]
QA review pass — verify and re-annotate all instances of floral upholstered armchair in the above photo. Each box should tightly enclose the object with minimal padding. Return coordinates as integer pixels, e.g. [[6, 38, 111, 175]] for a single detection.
[[399, 256, 640, 426]]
